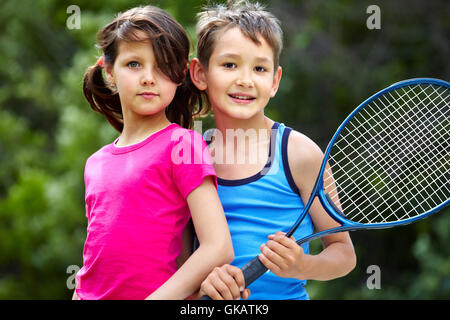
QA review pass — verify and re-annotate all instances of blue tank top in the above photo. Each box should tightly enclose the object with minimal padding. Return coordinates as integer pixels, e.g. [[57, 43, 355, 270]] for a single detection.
[[214, 122, 314, 300]]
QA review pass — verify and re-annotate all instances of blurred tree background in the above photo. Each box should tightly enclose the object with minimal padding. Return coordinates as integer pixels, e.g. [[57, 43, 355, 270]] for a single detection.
[[0, 0, 448, 299]]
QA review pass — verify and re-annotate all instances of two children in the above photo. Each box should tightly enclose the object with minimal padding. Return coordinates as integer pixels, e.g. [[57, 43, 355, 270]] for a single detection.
[[77, 0, 356, 300]]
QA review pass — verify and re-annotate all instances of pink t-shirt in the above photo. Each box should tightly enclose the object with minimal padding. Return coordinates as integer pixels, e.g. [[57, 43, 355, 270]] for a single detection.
[[76, 123, 216, 300]]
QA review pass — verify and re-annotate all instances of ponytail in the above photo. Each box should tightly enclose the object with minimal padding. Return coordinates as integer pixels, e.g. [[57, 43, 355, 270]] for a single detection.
[[82, 63, 123, 133]]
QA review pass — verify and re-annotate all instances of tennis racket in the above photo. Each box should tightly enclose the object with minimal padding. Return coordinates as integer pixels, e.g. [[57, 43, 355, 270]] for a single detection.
[[201, 78, 449, 299]]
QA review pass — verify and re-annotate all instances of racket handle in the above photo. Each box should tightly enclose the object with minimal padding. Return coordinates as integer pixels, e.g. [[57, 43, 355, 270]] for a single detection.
[[241, 256, 268, 287]]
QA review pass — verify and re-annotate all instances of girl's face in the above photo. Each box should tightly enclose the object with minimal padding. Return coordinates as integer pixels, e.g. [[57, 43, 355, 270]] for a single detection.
[[192, 27, 282, 122], [106, 38, 178, 123]]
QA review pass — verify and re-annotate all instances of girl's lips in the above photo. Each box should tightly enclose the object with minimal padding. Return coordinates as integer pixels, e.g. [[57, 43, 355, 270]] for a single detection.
[[138, 92, 159, 99]]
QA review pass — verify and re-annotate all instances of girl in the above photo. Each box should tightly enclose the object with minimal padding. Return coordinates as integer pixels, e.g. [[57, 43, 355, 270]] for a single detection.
[[75, 5, 233, 300], [190, 0, 356, 300]]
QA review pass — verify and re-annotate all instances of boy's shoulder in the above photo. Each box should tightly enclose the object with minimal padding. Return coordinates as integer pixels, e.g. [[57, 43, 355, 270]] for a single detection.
[[286, 128, 323, 175]]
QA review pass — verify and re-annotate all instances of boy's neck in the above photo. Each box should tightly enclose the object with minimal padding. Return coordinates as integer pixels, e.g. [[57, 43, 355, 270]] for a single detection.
[[214, 112, 274, 135], [213, 112, 276, 155]]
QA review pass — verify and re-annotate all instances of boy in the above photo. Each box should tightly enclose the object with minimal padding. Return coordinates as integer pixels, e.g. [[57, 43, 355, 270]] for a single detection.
[[190, 0, 356, 300]]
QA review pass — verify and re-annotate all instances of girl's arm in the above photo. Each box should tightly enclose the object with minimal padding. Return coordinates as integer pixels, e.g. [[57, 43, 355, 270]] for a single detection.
[[258, 131, 356, 281], [177, 220, 194, 269], [146, 176, 234, 300]]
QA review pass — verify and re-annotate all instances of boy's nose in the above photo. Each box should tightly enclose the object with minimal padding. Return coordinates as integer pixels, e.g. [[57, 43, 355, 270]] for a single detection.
[[236, 77, 254, 88]]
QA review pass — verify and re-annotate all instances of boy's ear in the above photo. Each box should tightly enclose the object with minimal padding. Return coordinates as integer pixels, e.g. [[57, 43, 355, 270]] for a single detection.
[[189, 58, 208, 91], [270, 66, 282, 98]]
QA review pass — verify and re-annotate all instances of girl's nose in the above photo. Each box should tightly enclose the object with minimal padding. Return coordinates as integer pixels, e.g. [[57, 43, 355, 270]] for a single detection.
[[141, 68, 156, 86]]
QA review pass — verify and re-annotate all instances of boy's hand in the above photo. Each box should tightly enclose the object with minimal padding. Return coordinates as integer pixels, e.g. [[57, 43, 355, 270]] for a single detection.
[[198, 264, 251, 300], [258, 231, 310, 280]]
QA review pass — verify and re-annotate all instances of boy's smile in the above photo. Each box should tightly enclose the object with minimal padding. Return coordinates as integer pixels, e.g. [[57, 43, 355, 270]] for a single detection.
[[193, 27, 282, 122]]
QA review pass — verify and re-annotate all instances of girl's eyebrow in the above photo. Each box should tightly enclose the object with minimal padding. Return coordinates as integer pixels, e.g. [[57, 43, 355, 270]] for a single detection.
[[118, 54, 143, 61]]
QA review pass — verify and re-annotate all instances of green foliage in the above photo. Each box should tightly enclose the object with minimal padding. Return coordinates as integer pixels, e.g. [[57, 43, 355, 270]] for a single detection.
[[0, 0, 448, 299]]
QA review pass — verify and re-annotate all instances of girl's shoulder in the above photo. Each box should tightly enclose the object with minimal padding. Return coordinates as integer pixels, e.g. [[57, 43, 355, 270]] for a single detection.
[[168, 125, 207, 147]]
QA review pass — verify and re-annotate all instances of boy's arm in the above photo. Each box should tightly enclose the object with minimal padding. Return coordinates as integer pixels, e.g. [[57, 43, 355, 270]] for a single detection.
[[290, 131, 356, 280], [259, 131, 356, 281], [146, 176, 234, 300]]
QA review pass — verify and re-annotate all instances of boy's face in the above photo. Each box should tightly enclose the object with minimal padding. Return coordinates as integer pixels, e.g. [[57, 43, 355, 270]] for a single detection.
[[194, 27, 282, 122]]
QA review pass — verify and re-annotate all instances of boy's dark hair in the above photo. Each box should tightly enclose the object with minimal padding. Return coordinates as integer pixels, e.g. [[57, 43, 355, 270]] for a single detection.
[[196, 0, 283, 69], [83, 5, 207, 132]]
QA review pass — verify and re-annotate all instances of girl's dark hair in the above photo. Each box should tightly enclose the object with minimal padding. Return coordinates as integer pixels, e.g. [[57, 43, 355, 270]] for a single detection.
[[83, 5, 206, 132]]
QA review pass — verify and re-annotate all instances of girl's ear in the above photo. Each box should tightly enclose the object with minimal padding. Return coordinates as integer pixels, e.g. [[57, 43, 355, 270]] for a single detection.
[[104, 64, 115, 86], [189, 58, 208, 91], [270, 66, 282, 98]]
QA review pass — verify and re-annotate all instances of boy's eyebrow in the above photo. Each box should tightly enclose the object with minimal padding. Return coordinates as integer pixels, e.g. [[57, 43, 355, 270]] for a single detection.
[[216, 53, 273, 64]]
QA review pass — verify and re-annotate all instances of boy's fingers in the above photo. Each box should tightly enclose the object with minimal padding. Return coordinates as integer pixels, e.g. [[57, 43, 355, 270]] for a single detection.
[[269, 232, 298, 249], [262, 243, 288, 271], [258, 251, 281, 275]]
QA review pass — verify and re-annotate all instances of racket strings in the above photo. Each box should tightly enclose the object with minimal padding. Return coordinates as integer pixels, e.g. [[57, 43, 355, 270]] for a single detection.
[[339, 87, 449, 214], [327, 85, 448, 183], [350, 84, 448, 222], [326, 85, 448, 208], [329, 103, 445, 222], [324, 83, 449, 224], [348, 84, 450, 222], [363, 86, 449, 221], [336, 99, 448, 223]]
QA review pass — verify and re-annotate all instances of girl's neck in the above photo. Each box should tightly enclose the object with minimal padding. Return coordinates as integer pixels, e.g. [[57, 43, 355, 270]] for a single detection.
[[117, 112, 171, 147]]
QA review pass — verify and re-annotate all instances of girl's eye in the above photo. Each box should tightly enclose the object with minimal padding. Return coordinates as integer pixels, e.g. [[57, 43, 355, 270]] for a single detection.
[[127, 61, 140, 68], [254, 66, 267, 72]]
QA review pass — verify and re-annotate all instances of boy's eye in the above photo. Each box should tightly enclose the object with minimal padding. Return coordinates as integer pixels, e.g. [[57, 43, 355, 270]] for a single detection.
[[223, 62, 236, 69], [127, 61, 140, 68], [254, 66, 267, 72]]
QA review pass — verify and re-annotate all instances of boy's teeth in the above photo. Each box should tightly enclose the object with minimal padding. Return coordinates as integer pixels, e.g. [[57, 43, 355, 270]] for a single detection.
[[231, 95, 253, 100]]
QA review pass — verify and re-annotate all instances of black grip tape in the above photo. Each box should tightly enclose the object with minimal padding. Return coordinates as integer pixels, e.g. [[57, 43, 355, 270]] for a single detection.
[[241, 256, 268, 287]]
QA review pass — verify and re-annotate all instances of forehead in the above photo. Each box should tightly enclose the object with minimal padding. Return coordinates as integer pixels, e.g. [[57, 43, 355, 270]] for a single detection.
[[211, 27, 275, 63], [116, 39, 153, 58], [116, 29, 153, 55]]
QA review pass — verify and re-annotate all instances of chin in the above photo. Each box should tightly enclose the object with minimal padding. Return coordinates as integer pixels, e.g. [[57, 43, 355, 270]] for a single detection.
[[223, 105, 262, 120]]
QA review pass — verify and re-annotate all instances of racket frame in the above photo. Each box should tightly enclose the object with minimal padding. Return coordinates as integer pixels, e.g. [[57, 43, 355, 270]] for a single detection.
[[287, 78, 450, 243]]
